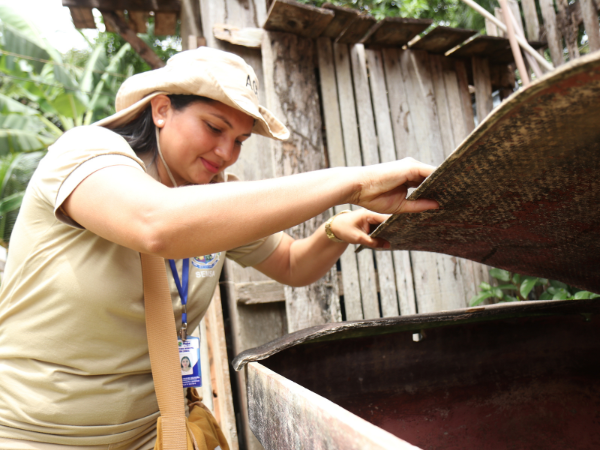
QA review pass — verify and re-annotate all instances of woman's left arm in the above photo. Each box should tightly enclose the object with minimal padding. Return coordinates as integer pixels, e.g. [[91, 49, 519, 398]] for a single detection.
[[255, 209, 390, 287]]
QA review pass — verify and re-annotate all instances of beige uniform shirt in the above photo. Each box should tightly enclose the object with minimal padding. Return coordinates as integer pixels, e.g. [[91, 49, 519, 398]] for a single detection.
[[0, 126, 282, 445]]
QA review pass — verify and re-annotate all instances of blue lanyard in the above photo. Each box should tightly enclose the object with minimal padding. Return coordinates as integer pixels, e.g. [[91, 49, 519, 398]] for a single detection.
[[169, 258, 189, 340]]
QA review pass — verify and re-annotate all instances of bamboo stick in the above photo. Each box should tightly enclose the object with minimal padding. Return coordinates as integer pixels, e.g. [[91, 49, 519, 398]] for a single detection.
[[499, 0, 530, 86], [459, 0, 554, 72]]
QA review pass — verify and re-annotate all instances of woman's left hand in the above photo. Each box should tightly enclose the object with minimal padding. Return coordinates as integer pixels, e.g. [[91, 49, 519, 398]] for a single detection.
[[329, 209, 391, 249]]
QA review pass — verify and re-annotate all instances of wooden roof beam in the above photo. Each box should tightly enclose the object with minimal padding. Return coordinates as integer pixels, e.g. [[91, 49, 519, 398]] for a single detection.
[[69, 7, 96, 29], [101, 10, 165, 69], [263, 0, 334, 39], [62, 0, 181, 12]]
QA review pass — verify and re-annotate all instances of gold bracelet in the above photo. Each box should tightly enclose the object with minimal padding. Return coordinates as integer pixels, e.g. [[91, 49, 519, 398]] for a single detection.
[[324, 210, 351, 243]]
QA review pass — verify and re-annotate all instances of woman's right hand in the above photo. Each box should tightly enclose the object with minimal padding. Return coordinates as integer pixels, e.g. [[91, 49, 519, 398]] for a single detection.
[[349, 157, 439, 215]]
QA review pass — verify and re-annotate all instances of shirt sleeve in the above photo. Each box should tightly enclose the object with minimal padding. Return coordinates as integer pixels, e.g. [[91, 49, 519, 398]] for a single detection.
[[31, 126, 146, 229], [226, 232, 284, 268]]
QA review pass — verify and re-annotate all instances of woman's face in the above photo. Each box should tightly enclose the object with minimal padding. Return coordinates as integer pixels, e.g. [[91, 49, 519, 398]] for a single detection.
[[182, 358, 190, 369], [152, 95, 255, 186]]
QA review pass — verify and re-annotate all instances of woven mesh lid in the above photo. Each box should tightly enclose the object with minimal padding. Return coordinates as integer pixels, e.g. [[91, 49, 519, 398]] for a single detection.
[[372, 51, 600, 294]]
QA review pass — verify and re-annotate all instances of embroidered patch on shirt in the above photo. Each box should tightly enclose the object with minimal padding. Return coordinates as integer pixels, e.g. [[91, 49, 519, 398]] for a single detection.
[[191, 253, 221, 270]]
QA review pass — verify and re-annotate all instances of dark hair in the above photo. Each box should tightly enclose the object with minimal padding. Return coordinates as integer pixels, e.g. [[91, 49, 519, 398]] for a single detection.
[[111, 95, 214, 160], [181, 356, 191, 369]]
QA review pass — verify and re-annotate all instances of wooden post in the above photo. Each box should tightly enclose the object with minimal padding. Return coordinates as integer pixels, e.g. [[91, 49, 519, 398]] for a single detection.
[[101, 11, 165, 69], [539, 0, 565, 66], [556, 0, 580, 60], [581, 0, 600, 52], [181, 0, 203, 50], [521, 0, 541, 40], [499, 0, 530, 86], [262, 31, 342, 331], [204, 287, 239, 448], [472, 57, 493, 123]]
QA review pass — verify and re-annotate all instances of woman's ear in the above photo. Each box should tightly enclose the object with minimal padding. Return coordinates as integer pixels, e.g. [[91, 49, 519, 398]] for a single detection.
[[150, 95, 172, 128]]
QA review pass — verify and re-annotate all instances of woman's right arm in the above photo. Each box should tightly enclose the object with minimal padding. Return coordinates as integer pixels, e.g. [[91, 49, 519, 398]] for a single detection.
[[62, 157, 437, 259]]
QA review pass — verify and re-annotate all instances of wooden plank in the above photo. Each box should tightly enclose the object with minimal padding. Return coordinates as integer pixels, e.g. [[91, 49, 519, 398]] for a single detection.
[[69, 7, 96, 29], [262, 30, 342, 331], [381, 48, 419, 160], [180, 0, 201, 50], [539, 0, 565, 66], [392, 251, 417, 315], [154, 11, 178, 35], [486, 17, 501, 37], [316, 37, 364, 321], [198, 320, 214, 412], [429, 54, 455, 158], [62, 0, 181, 11], [213, 25, 263, 48], [398, 50, 445, 166], [364, 48, 400, 317], [447, 35, 510, 58], [521, 0, 541, 40], [581, 0, 600, 52], [409, 26, 477, 54], [455, 59, 475, 134], [363, 17, 432, 47], [441, 58, 469, 146], [332, 43, 374, 320], [263, 0, 334, 39], [128, 11, 148, 33], [205, 287, 239, 449], [348, 43, 386, 320], [321, 3, 360, 39], [472, 57, 493, 123], [380, 47, 419, 316], [236, 281, 285, 304], [336, 14, 377, 44], [332, 43, 363, 168], [317, 37, 346, 169]]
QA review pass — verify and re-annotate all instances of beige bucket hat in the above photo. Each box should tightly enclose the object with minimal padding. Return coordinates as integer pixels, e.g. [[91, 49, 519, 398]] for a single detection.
[[95, 47, 289, 140]]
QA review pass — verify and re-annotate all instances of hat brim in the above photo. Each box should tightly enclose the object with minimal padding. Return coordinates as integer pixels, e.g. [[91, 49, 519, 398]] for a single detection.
[[94, 91, 290, 141]]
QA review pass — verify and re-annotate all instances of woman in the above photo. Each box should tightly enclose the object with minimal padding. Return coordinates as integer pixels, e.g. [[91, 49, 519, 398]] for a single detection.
[[180, 357, 193, 375], [0, 47, 437, 449]]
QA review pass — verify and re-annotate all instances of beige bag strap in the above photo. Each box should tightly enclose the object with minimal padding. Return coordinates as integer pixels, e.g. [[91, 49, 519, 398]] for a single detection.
[[141, 252, 188, 450]]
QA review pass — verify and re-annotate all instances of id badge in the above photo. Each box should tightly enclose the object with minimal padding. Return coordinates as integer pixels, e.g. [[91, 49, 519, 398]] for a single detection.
[[178, 336, 202, 388]]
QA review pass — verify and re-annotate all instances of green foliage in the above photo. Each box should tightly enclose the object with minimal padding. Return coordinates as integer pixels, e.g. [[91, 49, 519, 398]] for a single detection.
[[470, 269, 599, 306], [298, 0, 498, 32], [0, 5, 151, 244]]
